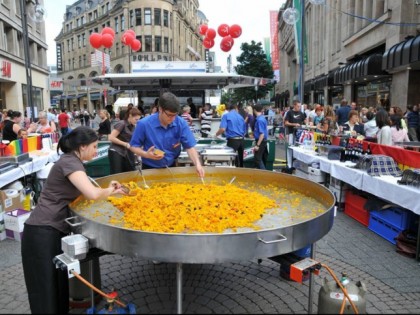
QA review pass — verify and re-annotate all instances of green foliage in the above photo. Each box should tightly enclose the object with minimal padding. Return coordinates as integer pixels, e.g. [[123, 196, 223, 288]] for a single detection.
[[232, 41, 274, 103]]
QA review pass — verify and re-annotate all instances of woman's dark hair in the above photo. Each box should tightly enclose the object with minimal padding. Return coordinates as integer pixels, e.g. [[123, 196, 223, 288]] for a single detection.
[[390, 114, 402, 131], [57, 126, 98, 154], [375, 110, 390, 129], [12, 111, 22, 118]]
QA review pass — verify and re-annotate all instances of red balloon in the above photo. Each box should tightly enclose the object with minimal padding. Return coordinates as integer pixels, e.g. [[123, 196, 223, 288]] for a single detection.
[[229, 24, 242, 38], [101, 33, 114, 48], [206, 28, 216, 40], [202, 37, 215, 49], [220, 35, 234, 52], [217, 24, 230, 37], [101, 27, 115, 38], [121, 32, 135, 45], [89, 33, 102, 49], [130, 39, 141, 51], [125, 29, 136, 37], [198, 24, 208, 35]]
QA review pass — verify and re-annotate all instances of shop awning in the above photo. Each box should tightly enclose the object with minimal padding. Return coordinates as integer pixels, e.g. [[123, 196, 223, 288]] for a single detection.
[[108, 90, 124, 96], [314, 75, 327, 90], [304, 80, 314, 93], [334, 54, 388, 84], [382, 34, 420, 71], [89, 92, 102, 100]]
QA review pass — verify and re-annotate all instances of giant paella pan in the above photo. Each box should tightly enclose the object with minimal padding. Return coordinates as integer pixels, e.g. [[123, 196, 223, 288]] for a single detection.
[[69, 167, 335, 264]]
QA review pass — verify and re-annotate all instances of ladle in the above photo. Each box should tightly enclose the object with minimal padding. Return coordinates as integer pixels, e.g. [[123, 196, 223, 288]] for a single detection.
[[229, 176, 236, 184], [136, 163, 150, 189], [88, 176, 134, 196]]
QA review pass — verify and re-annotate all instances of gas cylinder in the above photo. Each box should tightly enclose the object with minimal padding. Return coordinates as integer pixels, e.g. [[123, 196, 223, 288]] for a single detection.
[[86, 290, 136, 314], [318, 273, 367, 314]]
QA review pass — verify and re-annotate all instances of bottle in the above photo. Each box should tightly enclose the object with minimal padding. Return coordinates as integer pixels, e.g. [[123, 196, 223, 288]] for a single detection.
[[366, 143, 372, 155]]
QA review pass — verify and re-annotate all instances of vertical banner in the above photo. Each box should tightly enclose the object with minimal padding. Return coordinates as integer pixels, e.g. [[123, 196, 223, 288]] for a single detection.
[[270, 10, 280, 82], [293, 0, 308, 65]]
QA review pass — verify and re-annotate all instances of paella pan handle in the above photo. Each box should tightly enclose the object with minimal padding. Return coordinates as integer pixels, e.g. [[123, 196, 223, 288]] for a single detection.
[[65, 216, 83, 227], [258, 233, 287, 244]]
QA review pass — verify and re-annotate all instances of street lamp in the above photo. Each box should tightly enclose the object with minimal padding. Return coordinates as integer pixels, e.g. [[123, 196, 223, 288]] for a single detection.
[[19, 0, 46, 121]]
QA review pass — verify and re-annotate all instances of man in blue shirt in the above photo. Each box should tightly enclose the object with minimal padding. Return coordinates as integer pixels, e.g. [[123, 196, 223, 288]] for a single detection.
[[336, 99, 351, 126], [215, 104, 246, 167], [130, 92, 204, 178], [253, 104, 269, 170]]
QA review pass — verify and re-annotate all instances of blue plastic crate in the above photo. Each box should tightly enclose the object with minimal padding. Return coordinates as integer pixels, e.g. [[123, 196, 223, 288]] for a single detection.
[[370, 207, 413, 230], [368, 213, 402, 245]]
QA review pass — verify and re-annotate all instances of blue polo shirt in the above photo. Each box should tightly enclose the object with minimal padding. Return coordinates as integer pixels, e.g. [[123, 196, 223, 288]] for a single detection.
[[130, 113, 197, 168], [253, 115, 268, 140], [219, 110, 246, 138]]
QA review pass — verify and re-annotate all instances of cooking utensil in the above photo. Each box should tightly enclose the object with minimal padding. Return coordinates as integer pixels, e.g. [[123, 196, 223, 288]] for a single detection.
[[200, 177, 205, 185], [88, 176, 101, 188], [69, 167, 335, 264], [89, 175, 134, 196], [136, 163, 150, 189], [229, 176, 236, 184], [166, 165, 174, 177]]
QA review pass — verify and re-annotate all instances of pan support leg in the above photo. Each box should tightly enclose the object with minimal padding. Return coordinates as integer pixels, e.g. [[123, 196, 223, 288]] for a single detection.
[[176, 263, 183, 314], [308, 242, 316, 314]]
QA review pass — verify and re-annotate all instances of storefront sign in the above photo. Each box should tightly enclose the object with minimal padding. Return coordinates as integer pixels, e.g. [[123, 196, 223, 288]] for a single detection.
[[131, 54, 173, 62], [1, 61, 11, 78], [56, 43, 62, 72], [49, 79, 63, 91], [132, 61, 206, 73]]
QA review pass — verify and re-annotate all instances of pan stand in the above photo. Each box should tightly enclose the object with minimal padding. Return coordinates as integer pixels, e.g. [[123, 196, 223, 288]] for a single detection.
[[176, 263, 183, 314]]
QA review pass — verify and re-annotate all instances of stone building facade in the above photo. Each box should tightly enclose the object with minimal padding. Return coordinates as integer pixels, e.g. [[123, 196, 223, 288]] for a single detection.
[[276, 0, 420, 111], [0, 0, 49, 115], [55, 0, 207, 112]]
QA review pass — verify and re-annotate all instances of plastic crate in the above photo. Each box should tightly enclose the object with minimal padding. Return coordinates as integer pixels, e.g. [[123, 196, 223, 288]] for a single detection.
[[368, 213, 402, 245], [370, 207, 413, 230], [344, 202, 370, 226]]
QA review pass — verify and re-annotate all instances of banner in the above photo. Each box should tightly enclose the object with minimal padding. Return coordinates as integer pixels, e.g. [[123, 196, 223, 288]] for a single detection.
[[270, 10, 280, 74], [293, 0, 308, 65]]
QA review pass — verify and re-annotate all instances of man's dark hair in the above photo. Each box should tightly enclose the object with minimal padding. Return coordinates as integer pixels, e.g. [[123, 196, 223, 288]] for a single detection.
[[254, 104, 263, 113], [159, 92, 180, 113]]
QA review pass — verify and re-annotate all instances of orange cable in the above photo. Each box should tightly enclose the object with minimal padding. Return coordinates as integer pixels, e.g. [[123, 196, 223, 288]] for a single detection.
[[70, 270, 127, 308], [321, 264, 359, 314]]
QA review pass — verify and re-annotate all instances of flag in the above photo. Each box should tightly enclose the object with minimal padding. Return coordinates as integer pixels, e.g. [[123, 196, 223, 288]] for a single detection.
[[293, 0, 308, 65]]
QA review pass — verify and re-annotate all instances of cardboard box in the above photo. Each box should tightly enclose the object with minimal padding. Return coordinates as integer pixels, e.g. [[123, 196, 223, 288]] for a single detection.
[[6, 229, 23, 241], [4, 209, 31, 233], [1, 189, 24, 213]]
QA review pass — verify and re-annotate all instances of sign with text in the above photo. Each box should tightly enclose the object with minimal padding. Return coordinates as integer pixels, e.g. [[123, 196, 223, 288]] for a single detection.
[[1, 61, 11, 78], [49, 78, 63, 91], [132, 61, 206, 73]]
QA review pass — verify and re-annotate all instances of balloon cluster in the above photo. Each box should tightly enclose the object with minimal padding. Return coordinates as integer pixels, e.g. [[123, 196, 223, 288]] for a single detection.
[[89, 27, 141, 51], [198, 23, 242, 52]]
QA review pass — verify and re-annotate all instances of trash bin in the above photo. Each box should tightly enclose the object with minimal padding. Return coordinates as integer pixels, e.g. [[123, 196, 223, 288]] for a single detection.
[[69, 257, 102, 308], [243, 138, 276, 170], [84, 141, 111, 178]]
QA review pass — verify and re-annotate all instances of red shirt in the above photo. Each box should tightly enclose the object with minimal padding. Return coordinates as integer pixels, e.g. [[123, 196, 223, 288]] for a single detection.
[[58, 112, 69, 128]]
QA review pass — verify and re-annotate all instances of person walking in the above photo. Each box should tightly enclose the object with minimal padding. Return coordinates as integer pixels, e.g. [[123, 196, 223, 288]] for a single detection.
[[253, 104, 269, 170], [21, 126, 127, 314], [214, 103, 246, 167], [97, 109, 112, 140], [336, 99, 351, 126], [57, 108, 70, 136]]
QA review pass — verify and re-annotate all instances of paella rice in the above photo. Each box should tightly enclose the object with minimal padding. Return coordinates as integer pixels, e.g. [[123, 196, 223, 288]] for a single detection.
[[107, 181, 277, 233]]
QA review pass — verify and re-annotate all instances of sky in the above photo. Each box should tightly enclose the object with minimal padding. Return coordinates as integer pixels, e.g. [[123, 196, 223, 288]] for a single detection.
[[45, 0, 285, 69]]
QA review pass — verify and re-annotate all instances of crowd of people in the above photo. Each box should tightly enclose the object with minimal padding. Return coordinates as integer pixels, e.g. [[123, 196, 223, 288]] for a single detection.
[[279, 99, 420, 148]]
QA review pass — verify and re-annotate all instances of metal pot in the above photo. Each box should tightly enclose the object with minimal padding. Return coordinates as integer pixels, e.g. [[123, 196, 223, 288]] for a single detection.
[[68, 167, 335, 264]]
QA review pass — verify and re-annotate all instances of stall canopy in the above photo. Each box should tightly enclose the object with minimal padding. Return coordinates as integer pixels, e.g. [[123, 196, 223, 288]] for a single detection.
[[93, 72, 275, 91], [382, 34, 420, 72], [334, 54, 388, 84]]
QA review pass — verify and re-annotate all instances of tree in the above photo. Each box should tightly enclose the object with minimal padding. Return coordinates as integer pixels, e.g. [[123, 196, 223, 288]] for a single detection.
[[233, 41, 274, 103]]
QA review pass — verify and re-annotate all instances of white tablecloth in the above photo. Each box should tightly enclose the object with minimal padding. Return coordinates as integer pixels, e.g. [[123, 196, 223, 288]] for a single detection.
[[290, 146, 420, 215], [0, 151, 59, 188]]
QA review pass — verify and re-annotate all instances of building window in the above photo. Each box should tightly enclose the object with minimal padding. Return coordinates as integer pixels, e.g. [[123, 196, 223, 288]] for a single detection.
[[72, 58, 75, 70], [83, 54, 87, 67], [144, 35, 152, 51], [88, 12, 93, 22], [79, 56, 82, 68], [71, 38, 74, 50], [155, 36, 161, 52], [144, 8, 152, 25], [121, 15, 125, 31], [163, 10, 169, 27], [22, 84, 43, 115], [164, 37, 169, 53], [94, 10, 98, 19], [77, 35, 82, 48], [116, 42, 119, 56], [129, 10, 134, 27], [135, 9, 141, 26], [154, 9, 161, 26], [67, 39, 70, 52], [115, 17, 119, 33], [82, 33, 86, 47], [81, 16, 85, 25]]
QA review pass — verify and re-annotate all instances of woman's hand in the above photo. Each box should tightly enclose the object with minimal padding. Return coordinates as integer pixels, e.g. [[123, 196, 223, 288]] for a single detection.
[[109, 181, 128, 195]]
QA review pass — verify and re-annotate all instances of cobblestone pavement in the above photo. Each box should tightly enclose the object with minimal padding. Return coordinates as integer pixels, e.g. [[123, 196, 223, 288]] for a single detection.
[[1, 211, 420, 314], [1, 141, 420, 314]]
